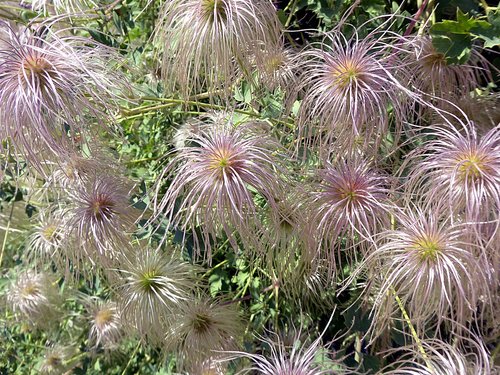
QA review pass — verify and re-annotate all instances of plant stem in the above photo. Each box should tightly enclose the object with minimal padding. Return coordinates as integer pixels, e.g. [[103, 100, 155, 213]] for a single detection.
[[392, 288, 434, 372], [284, 0, 299, 28], [479, 0, 492, 14], [118, 97, 296, 129], [0, 200, 16, 269], [121, 341, 141, 375], [404, 0, 430, 36]]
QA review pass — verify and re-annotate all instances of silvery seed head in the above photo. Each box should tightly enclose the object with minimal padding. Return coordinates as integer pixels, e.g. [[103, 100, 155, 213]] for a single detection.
[[154, 113, 283, 261], [297, 27, 410, 152], [307, 156, 392, 271], [383, 334, 493, 375], [361, 208, 490, 334], [6, 270, 61, 329], [85, 298, 124, 350], [156, 0, 281, 99], [0, 22, 127, 165], [67, 175, 137, 262], [164, 296, 244, 372], [404, 121, 500, 244], [39, 345, 76, 374], [26, 209, 65, 267], [223, 322, 350, 375], [405, 35, 492, 105], [117, 248, 199, 344]]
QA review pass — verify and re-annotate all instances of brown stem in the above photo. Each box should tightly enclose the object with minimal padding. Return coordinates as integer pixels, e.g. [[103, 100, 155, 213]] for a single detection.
[[404, 0, 430, 36]]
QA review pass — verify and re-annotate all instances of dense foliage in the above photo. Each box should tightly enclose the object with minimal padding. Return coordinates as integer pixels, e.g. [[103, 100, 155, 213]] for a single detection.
[[0, 0, 499, 374]]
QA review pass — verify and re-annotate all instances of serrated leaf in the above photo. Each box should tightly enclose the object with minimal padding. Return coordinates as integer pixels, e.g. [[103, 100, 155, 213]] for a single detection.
[[431, 33, 472, 64]]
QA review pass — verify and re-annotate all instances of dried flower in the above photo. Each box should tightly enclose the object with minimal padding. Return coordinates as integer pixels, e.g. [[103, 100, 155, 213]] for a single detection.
[[118, 248, 199, 344], [307, 157, 392, 270], [383, 335, 493, 375], [165, 296, 244, 371], [362, 208, 490, 333], [67, 175, 137, 261], [39, 345, 76, 374], [406, 35, 492, 103], [26, 209, 65, 267], [224, 323, 347, 375], [279, 246, 336, 312], [7, 270, 61, 328], [252, 42, 300, 113], [86, 298, 124, 350], [46, 149, 123, 193], [0, 22, 126, 164], [404, 122, 500, 240], [297, 28, 409, 151], [156, 0, 281, 99], [154, 114, 283, 261]]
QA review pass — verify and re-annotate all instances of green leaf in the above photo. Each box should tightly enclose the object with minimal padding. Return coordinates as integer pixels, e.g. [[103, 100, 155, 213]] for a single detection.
[[431, 9, 500, 62], [431, 33, 472, 64], [430, 10, 480, 64], [470, 10, 500, 48]]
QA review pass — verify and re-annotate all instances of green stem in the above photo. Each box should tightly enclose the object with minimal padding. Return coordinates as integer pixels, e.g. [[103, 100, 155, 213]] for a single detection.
[[389, 214, 432, 370], [491, 341, 500, 362], [121, 341, 141, 375], [201, 258, 229, 279], [126, 156, 161, 165], [284, 0, 299, 28], [118, 97, 296, 129], [479, 0, 491, 14], [0, 200, 16, 269], [66, 351, 88, 365], [392, 288, 434, 372]]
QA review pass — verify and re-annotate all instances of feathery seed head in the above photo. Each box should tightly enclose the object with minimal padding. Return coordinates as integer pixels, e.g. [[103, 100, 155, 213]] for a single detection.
[[39, 345, 75, 374], [254, 43, 300, 99], [118, 248, 199, 344], [156, 0, 281, 99], [308, 157, 391, 266], [68, 175, 137, 260], [165, 297, 244, 371], [297, 29, 409, 151], [155, 114, 283, 261], [365, 208, 490, 333], [405, 123, 500, 234], [86, 298, 124, 350], [26, 210, 65, 266], [46, 149, 125, 194], [224, 326, 347, 375], [7, 270, 61, 328], [0, 22, 126, 163], [384, 335, 493, 375], [407, 35, 492, 102]]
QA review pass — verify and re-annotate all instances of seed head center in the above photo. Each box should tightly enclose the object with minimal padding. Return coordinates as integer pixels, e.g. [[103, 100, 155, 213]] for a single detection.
[[332, 60, 363, 88], [423, 51, 447, 68], [92, 195, 115, 219], [94, 308, 114, 328], [46, 354, 63, 367], [457, 152, 489, 181], [209, 147, 235, 176], [200, 0, 226, 21], [192, 312, 213, 333], [21, 282, 40, 297], [42, 224, 58, 241], [21, 55, 51, 80], [415, 237, 441, 262], [340, 188, 357, 202], [139, 269, 161, 292]]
